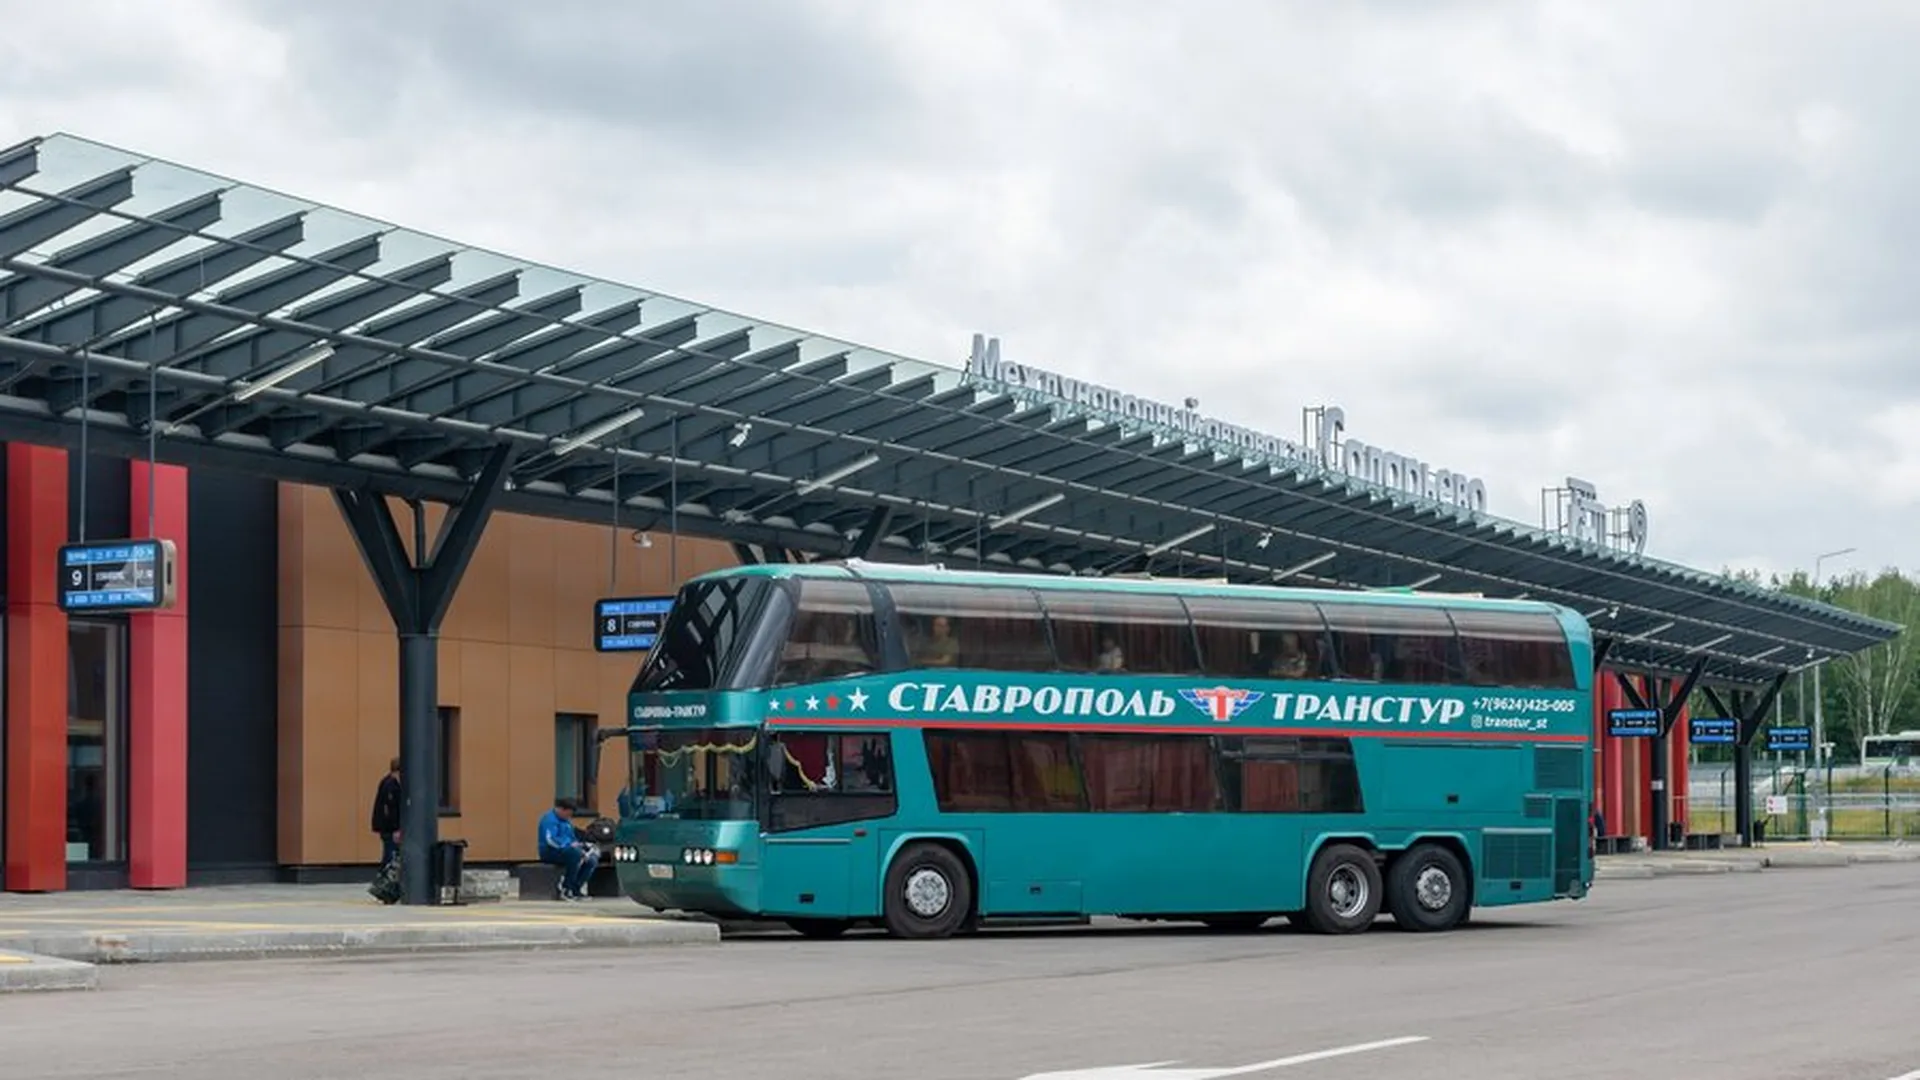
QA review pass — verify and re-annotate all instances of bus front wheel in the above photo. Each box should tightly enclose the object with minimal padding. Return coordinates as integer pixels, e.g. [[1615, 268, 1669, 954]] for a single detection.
[[1385, 843, 1470, 932], [882, 843, 973, 940], [1303, 843, 1382, 934]]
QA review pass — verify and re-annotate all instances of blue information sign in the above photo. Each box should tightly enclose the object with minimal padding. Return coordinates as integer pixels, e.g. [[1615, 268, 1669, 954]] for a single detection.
[[594, 596, 673, 652], [57, 538, 176, 612], [1690, 717, 1738, 745], [1608, 707, 1662, 737], [1767, 726, 1812, 753]]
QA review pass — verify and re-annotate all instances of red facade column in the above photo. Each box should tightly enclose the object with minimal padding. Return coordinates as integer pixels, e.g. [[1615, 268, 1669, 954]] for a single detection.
[[5, 444, 68, 892], [1671, 697, 1692, 837], [128, 462, 189, 889], [1638, 675, 1657, 845]]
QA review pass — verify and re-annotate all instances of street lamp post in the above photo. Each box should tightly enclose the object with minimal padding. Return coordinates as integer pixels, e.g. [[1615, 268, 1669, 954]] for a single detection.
[[1811, 547, 1857, 777]]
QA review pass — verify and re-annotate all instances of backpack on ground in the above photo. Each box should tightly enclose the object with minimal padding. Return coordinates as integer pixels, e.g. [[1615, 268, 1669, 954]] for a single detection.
[[369, 858, 402, 905]]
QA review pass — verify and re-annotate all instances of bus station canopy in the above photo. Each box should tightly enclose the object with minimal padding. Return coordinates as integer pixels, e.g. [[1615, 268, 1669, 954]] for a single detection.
[[0, 133, 1900, 689]]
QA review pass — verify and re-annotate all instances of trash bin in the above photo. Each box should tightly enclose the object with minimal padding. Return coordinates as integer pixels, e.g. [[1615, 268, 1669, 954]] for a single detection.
[[432, 839, 468, 905]]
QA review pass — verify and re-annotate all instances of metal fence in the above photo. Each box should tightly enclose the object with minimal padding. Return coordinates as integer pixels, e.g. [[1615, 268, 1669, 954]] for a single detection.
[[1687, 763, 1920, 841]]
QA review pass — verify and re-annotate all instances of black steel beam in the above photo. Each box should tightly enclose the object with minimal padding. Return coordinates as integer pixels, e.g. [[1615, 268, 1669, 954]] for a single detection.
[[1614, 670, 1650, 710], [847, 505, 893, 559], [1662, 654, 1710, 736], [1592, 635, 1616, 673], [330, 444, 513, 906], [1649, 674, 1671, 851]]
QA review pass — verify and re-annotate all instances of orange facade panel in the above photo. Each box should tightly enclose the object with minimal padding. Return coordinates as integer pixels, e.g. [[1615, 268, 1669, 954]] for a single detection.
[[275, 483, 738, 867]]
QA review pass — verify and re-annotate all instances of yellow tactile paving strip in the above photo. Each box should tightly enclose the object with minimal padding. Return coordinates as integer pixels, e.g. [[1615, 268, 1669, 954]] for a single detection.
[[0, 899, 668, 936]]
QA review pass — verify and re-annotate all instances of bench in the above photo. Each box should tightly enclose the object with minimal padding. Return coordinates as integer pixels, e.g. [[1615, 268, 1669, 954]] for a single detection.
[[513, 859, 620, 901]]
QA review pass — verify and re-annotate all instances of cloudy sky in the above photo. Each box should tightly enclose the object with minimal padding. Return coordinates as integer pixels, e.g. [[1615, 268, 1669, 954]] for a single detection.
[[3, 0, 1915, 582]]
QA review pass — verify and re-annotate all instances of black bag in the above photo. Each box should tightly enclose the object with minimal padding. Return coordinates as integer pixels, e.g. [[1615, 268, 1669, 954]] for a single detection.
[[369, 857, 402, 905]]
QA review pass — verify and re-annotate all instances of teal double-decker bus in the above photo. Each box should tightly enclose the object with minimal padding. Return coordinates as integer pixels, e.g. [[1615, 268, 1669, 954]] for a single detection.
[[607, 560, 1594, 939]]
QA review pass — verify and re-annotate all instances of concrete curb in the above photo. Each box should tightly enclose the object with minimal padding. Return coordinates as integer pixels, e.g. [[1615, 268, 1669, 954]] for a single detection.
[[0, 950, 98, 993], [1762, 849, 1854, 869], [1846, 847, 1920, 864], [1595, 864, 1656, 880], [10, 918, 719, 965], [1596, 844, 1920, 879]]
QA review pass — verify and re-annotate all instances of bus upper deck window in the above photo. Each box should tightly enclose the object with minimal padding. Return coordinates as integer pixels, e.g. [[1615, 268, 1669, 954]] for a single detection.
[[888, 584, 1054, 672], [773, 579, 880, 686]]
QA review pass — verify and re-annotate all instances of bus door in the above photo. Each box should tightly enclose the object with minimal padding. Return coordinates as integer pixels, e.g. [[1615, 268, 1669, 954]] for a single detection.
[[762, 729, 894, 918]]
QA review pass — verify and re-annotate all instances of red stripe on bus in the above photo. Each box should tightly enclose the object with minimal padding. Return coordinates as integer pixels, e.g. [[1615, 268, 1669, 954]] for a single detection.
[[763, 716, 1589, 743]]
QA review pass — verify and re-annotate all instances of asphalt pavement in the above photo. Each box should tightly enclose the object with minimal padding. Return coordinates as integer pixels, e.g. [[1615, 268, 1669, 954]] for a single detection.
[[3, 863, 1918, 1080]]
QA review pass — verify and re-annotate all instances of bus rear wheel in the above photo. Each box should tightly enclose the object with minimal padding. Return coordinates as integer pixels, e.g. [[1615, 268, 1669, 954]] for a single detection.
[[1302, 843, 1382, 934], [882, 842, 973, 940], [1386, 843, 1470, 932]]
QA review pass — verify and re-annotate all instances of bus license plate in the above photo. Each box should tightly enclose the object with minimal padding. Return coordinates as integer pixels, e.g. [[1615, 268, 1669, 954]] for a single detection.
[[646, 863, 674, 880]]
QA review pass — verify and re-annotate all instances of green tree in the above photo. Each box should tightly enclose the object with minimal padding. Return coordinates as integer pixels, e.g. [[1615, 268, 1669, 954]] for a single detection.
[[1824, 569, 1920, 746]]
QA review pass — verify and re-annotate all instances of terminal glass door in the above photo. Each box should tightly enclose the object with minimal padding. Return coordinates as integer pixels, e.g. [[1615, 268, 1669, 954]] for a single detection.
[[67, 618, 126, 864]]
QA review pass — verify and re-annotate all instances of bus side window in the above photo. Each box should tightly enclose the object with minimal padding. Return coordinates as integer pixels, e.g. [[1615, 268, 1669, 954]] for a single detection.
[[888, 585, 1054, 672], [1219, 736, 1363, 813], [925, 731, 1016, 811], [1042, 591, 1200, 675], [1319, 604, 1463, 684], [1184, 596, 1331, 679], [772, 579, 879, 687], [1079, 733, 1219, 812], [1447, 608, 1575, 689], [766, 731, 899, 833]]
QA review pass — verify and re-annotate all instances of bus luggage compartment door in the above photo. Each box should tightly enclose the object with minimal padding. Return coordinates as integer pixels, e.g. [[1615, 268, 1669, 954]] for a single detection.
[[763, 832, 875, 917]]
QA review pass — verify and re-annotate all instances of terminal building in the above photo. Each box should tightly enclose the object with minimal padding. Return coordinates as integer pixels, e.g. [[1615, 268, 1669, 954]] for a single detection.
[[0, 133, 1901, 893]]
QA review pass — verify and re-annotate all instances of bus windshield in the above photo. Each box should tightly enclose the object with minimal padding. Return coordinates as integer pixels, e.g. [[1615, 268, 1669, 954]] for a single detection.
[[633, 576, 784, 692], [631, 727, 760, 820]]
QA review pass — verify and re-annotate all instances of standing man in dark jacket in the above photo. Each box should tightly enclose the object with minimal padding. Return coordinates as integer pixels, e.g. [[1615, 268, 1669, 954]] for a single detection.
[[371, 758, 402, 870]]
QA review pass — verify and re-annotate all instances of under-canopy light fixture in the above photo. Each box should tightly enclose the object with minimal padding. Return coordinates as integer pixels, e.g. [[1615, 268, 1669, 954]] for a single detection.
[[1696, 633, 1733, 651], [1628, 620, 1676, 642], [1748, 645, 1785, 662], [233, 343, 334, 402], [555, 405, 647, 455], [795, 453, 880, 495], [1407, 573, 1442, 589], [989, 493, 1066, 529], [1273, 551, 1336, 581], [1144, 523, 1214, 557]]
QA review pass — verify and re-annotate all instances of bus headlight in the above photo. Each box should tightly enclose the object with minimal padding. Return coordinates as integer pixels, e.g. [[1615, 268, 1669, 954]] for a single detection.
[[677, 847, 736, 866]]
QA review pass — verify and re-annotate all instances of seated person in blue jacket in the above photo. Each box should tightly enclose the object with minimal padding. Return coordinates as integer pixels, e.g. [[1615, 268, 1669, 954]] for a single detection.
[[536, 797, 600, 900]]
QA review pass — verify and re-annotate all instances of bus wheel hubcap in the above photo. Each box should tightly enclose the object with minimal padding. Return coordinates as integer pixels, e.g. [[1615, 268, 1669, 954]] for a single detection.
[[1328, 865, 1368, 918], [904, 868, 950, 918], [1415, 866, 1452, 911]]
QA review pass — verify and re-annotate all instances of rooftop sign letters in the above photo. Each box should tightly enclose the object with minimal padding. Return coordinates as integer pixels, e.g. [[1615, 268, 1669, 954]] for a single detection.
[[1545, 476, 1650, 556], [963, 334, 1490, 515]]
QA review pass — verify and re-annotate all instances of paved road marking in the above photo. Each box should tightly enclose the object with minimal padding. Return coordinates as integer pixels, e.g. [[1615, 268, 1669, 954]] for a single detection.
[[0, 954, 27, 964], [1019, 1036, 1430, 1079], [1880, 1071, 1920, 1080]]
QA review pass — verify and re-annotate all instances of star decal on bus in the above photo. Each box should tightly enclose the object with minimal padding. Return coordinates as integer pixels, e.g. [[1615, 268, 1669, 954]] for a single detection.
[[1179, 686, 1265, 722], [846, 688, 868, 711]]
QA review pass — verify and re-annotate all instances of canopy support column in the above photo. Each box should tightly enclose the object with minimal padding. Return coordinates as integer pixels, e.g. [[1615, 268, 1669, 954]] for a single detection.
[[1708, 673, 1788, 848], [333, 445, 513, 905]]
